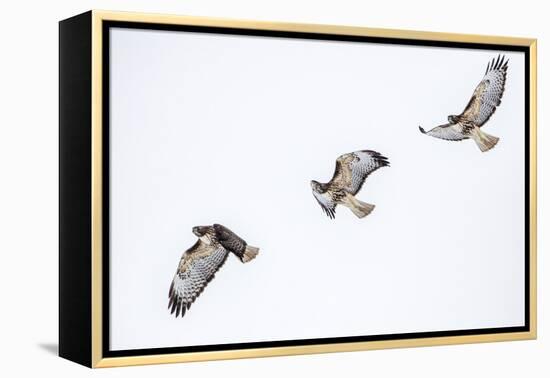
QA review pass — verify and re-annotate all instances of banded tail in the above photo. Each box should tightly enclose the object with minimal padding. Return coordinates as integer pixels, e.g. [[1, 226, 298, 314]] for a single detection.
[[344, 193, 375, 218], [471, 126, 499, 152], [241, 245, 259, 263]]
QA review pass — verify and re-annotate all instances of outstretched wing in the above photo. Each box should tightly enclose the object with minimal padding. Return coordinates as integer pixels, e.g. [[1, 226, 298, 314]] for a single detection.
[[168, 240, 229, 317], [331, 150, 389, 195], [419, 124, 467, 141], [213, 224, 247, 259], [460, 55, 508, 126], [312, 190, 336, 219]]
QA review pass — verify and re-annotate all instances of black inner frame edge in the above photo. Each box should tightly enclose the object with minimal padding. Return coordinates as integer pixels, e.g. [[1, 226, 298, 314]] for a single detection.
[[101, 20, 531, 358]]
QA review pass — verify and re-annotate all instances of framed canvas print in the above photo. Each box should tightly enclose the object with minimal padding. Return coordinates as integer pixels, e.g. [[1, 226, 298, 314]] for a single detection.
[[59, 10, 537, 368]]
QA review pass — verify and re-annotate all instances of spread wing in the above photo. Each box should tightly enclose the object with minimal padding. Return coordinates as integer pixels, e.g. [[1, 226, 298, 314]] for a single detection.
[[460, 55, 508, 126], [168, 240, 229, 317], [312, 190, 336, 219], [213, 224, 247, 260], [330, 150, 389, 195], [419, 124, 467, 141]]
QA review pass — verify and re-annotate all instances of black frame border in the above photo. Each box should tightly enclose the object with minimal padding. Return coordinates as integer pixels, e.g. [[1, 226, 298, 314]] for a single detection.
[[101, 20, 531, 359]]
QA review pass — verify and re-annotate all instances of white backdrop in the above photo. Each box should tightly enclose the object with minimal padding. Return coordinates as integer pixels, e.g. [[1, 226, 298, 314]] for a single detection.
[[0, 0, 548, 377], [109, 27, 526, 350]]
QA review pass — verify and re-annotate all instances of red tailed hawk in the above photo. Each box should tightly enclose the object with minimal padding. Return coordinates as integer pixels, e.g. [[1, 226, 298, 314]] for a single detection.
[[419, 55, 508, 152], [310, 150, 389, 219], [168, 224, 259, 317]]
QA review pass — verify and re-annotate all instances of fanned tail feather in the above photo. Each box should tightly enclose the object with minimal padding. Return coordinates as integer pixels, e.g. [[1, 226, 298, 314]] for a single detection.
[[345, 194, 375, 218], [241, 245, 259, 263], [472, 128, 499, 152]]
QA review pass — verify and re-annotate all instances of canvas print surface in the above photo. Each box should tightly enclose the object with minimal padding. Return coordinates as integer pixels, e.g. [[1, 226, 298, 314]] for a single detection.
[[108, 27, 526, 351]]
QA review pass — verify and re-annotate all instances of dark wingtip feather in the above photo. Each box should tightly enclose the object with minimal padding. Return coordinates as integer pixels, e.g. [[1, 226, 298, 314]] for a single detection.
[[175, 298, 187, 318], [361, 150, 389, 165], [324, 207, 335, 219], [487, 54, 508, 73], [321, 205, 335, 219], [361, 150, 390, 169], [170, 297, 177, 314], [376, 154, 390, 166], [419, 126, 426, 134]]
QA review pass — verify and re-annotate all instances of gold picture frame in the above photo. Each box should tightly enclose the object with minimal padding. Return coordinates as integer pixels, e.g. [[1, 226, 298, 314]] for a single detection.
[[59, 10, 537, 368]]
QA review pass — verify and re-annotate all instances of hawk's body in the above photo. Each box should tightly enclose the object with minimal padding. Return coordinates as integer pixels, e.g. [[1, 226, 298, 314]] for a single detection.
[[168, 224, 259, 318], [419, 55, 508, 152], [311, 150, 389, 219]]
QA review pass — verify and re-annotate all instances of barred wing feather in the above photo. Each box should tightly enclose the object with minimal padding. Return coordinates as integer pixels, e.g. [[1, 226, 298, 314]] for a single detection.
[[312, 190, 336, 219], [332, 150, 389, 195], [168, 240, 229, 317], [461, 54, 508, 126], [419, 124, 467, 141]]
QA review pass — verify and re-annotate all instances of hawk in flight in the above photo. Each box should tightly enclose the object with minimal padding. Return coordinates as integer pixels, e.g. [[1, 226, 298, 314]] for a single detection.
[[168, 224, 259, 318], [419, 55, 508, 152], [310, 150, 389, 219]]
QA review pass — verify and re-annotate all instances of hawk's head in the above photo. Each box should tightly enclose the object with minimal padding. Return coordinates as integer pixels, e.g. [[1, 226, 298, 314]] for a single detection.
[[310, 180, 324, 193], [448, 115, 460, 124], [192, 226, 211, 237]]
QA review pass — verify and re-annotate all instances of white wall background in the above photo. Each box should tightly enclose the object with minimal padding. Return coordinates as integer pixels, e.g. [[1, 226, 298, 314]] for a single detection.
[[0, 0, 547, 376]]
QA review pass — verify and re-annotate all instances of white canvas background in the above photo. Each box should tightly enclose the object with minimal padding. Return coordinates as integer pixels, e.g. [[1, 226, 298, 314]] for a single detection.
[[109, 27, 526, 351]]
